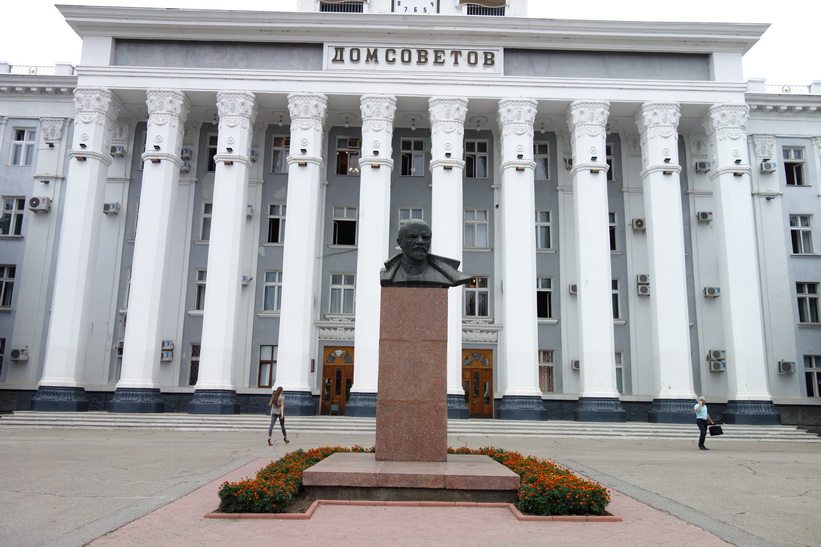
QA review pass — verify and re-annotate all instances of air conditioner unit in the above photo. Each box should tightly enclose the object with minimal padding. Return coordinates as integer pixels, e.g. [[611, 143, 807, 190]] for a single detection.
[[249, 150, 258, 163], [710, 361, 727, 372], [568, 284, 578, 295], [703, 286, 721, 298], [563, 158, 573, 170], [707, 349, 726, 361], [180, 148, 193, 161], [636, 274, 650, 285], [760, 161, 777, 174], [241, 275, 253, 287], [160, 350, 173, 362], [180, 161, 191, 173], [777, 360, 796, 374], [9, 348, 28, 361], [161, 340, 174, 351], [697, 211, 713, 223], [637, 284, 651, 296], [110, 145, 126, 157], [632, 218, 646, 231], [28, 197, 51, 213], [571, 360, 580, 371], [695, 161, 711, 174], [246, 205, 254, 218], [103, 202, 120, 215]]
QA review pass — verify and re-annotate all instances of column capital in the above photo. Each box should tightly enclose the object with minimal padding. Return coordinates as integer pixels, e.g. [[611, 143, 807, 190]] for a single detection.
[[216, 91, 258, 129], [40, 118, 67, 145], [360, 94, 397, 130], [497, 98, 538, 136], [287, 92, 328, 133], [565, 100, 609, 138], [701, 103, 749, 141], [73, 87, 122, 130], [751, 134, 776, 160], [635, 102, 680, 139], [429, 96, 468, 135], [146, 89, 191, 129]]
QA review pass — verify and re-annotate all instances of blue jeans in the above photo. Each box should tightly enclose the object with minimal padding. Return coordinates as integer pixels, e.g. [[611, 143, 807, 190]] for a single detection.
[[268, 413, 287, 438]]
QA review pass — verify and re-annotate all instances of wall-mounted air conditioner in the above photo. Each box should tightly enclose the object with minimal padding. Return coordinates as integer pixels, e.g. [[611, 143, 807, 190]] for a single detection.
[[568, 284, 578, 295], [710, 361, 727, 372], [636, 274, 650, 285], [637, 284, 651, 296], [110, 145, 126, 157], [28, 197, 51, 213], [632, 218, 646, 231], [571, 360, 580, 371], [9, 348, 28, 361], [777, 360, 796, 374], [180, 148, 193, 161], [180, 161, 191, 173], [697, 211, 713, 223], [703, 287, 721, 298], [103, 202, 120, 215], [161, 340, 174, 351], [760, 161, 777, 174], [707, 349, 726, 361], [695, 161, 711, 173]]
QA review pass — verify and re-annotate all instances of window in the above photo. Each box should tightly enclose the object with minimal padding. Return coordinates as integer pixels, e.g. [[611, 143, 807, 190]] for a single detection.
[[464, 208, 489, 249], [534, 142, 550, 180], [536, 277, 553, 319], [188, 343, 201, 386], [320, 0, 364, 12], [206, 135, 218, 172], [271, 136, 290, 174], [806, 355, 821, 397], [262, 271, 283, 312], [115, 341, 124, 381], [199, 202, 212, 241], [194, 270, 207, 311], [612, 279, 621, 319], [130, 199, 140, 241], [606, 144, 615, 182], [783, 147, 806, 186], [336, 137, 361, 176], [330, 273, 356, 315], [332, 206, 357, 246], [0, 266, 15, 308], [267, 204, 287, 244], [1, 197, 25, 237], [538, 350, 554, 393], [790, 215, 814, 254], [535, 210, 552, 250], [797, 282, 820, 324], [465, 276, 489, 317], [615, 352, 624, 394], [465, 140, 488, 178], [121, 267, 132, 312], [258, 345, 277, 388], [609, 212, 618, 251], [10, 129, 35, 166], [0, 337, 5, 376], [398, 207, 423, 229], [400, 138, 425, 176]]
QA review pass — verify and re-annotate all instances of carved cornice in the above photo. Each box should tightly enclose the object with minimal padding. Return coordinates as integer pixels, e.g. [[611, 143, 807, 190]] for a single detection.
[[497, 98, 537, 137], [635, 102, 680, 141], [702, 104, 749, 141], [566, 101, 610, 139], [216, 91, 258, 130], [429, 97, 468, 137], [317, 326, 355, 341], [40, 118, 65, 144], [73, 87, 122, 130], [751, 135, 775, 160], [360, 94, 397, 135], [287, 92, 328, 134], [146, 89, 191, 133]]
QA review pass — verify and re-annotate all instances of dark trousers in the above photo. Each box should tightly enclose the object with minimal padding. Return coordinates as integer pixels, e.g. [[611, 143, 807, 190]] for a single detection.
[[697, 418, 708, 447], [268, 413, 287, 438]]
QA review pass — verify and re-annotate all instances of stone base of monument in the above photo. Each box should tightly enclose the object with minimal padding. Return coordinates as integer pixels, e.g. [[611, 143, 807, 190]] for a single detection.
[[302, 452, 519, 503]]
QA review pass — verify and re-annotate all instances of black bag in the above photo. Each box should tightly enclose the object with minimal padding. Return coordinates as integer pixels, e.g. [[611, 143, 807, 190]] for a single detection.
[[709, 424, 723, 436]]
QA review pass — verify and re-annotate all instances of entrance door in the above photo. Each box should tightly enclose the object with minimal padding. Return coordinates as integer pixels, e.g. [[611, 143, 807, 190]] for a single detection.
[[462, 349, 493, 418], [321, 347, 354, 415]]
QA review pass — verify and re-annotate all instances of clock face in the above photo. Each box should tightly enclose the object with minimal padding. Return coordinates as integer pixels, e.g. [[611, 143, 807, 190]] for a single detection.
[[394, 0, 437, 14]]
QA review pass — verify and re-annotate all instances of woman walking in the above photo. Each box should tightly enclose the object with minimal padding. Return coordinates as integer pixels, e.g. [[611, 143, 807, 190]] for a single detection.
[[267, 386, 290, 446], [694, 396, 714, 450]]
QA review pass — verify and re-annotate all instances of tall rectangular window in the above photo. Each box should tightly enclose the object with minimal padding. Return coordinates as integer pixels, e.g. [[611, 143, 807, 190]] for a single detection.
[[258, 345, 277, 388], [121, 267, 132, 312], [1, 197, 25, 237], [464, 209, 489, 249], [271, 136, 290, 174], [536, 277, 553, 319], [465, 140, 488, 179], [534, 142, 550, 180], [797, 282, 820, 324], [0, 265, 15, 308], [609, 212, 618, 251], [612, 279, 621, 319], [398, 207, 423, 229], [790, 215, 814, 254], [10, 129, 35, 166], [199, 202, 212, 241], [465, 276, 489, 317], [805, 355, 821, 397], [400, 138, 425, 176], [606, 144, 615, 182], [194, 270, 207, 311], [783, 147, 806, 186], [332, 206, 357, 246], [615, 352, 624, 394], [336, 137, 361, 176], [130, 199, 140, 241], [262, 271, 283, 312], [330, 273, 356, 315], [538, 350, 554, 393], [535, 210, 551, 250], [206, 134, 218, 172], [267, 204, 286, 244], [188, 343, 201, 386]]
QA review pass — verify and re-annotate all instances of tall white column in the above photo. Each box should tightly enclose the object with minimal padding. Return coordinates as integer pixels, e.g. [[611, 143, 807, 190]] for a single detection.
[[495, 98, 548, 420], [428, 97, 470, 419], [566, 101, 626, 421], [346, 94, 397, 417], [701, 104, 779, 424], [32, 88, 122, 411], [275, 93, 328, 415], [189, 91, 257, 414], [111, 89, 190, 412], [635, 103, 696, 422]]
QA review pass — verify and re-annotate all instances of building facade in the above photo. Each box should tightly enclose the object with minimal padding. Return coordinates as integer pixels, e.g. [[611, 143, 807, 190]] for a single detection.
[[1, 0, 819, 426]]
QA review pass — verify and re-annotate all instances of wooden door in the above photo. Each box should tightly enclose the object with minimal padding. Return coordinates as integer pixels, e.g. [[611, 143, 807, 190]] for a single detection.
[[321, 347, 354, 415], [462, 349, 493, 418]]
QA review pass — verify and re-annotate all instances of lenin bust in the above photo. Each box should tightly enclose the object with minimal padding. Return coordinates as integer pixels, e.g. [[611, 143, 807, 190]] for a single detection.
[[380, 219, 473, 289]]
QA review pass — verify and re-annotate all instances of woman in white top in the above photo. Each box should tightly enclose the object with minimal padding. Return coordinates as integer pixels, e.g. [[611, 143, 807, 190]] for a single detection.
[[267, 386, 290, 446]]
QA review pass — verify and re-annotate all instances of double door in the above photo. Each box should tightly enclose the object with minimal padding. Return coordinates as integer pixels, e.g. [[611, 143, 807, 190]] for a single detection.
[[462, 349, 493, 418], [321, 347, 354, 415]]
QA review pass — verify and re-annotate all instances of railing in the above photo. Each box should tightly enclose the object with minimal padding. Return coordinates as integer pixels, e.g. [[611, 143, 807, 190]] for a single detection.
[[764, 84, 812, 94], [2, 63, 75, 76]]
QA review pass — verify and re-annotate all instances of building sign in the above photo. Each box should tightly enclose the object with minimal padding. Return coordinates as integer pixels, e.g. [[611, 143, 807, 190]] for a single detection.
[[325, 45, 502, 75]]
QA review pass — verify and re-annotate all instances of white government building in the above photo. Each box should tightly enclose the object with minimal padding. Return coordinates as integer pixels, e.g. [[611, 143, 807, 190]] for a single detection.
[[0, 0, 819, 426]]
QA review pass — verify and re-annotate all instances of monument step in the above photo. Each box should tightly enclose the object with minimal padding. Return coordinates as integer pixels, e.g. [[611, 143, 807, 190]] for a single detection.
[[1, 411, 818, 442]]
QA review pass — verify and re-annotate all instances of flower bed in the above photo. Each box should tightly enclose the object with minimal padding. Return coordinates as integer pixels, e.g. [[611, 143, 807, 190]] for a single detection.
[[218, 445, 610, 516]]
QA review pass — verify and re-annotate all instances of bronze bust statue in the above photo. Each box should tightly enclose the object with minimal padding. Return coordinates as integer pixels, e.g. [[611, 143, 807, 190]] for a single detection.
[[380, 219, 472, 288]]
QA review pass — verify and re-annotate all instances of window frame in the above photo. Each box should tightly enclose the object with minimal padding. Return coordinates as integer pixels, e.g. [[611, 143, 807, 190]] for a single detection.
[[797, 282, 820, 324], [10, 128, 35, 166], [805, 355, 821, 397], [615, 351, 624, 394], [612, 279, 621, 320], [188, 343, 201, 386], [783, 147, 806, 187], [789, 214, 814, 255], [329, 273, 356, 315], [400, 138, 425, 177], [199, 201, 212, 242], [194, 269, 207, 312], [398, 207, 423, 230], [534, 142, 550, 181], [535, 210, 552, 251], [464, 276, 490, 318], [258, 344, 277, 388], [1, 196, 26, 237], [331, 205, 358, 246], [538, 349, 555, 393], [335, 137, 361, 176], [262, 271, 283, 313], [267, 203, 287, 244], [536, 277, 553, 319], [271, 135, 290, 174], [464, 139, 489, 179], [0, 265, 15, 309], [609, 211, 619, 252], [464, 208, 489, 249], [206, 134, 219, 172]]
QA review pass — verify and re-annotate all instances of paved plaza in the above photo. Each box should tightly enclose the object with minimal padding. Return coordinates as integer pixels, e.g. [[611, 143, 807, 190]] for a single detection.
[[0, 423, 818, 546]]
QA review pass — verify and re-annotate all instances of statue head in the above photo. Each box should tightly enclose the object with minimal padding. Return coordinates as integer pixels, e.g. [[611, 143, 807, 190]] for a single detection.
[[397, 219, 432, 266]]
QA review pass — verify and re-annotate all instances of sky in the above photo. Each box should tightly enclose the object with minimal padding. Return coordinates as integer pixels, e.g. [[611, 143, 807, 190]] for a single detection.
[[3, 0, 819, 84]]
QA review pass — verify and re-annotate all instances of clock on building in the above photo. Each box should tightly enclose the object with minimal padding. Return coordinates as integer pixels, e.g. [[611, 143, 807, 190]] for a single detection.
[[394, 0, 438, 14]]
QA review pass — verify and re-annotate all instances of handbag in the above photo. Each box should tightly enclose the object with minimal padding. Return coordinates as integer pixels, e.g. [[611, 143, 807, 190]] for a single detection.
[[708, 424, 723, 436]]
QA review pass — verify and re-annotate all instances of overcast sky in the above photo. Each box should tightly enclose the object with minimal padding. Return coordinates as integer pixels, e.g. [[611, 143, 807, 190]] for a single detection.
[[3, 0, 819, 84]]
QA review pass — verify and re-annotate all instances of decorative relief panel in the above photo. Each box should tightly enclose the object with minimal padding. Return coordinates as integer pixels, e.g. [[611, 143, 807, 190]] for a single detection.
[[111, 120, 133, 146], [751, 135, 775, 160], [40, 118, 65, 145], [622, 132, 640, 157]]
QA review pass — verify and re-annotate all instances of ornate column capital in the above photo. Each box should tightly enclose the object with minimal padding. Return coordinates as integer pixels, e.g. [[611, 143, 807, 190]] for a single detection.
[[565, 101, 609, 139], [497, 98, 538, 136], [701, 103, 749, 141], [73, 87, 122, 130], [146, 89, 191, 130], [287, 92, 328, 133], [216, 91, 257, 129], [635, 102, 680, 139], [360, 94, 397, 132], [751, 135, 776, 160], [429, 97, 468, 135]]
